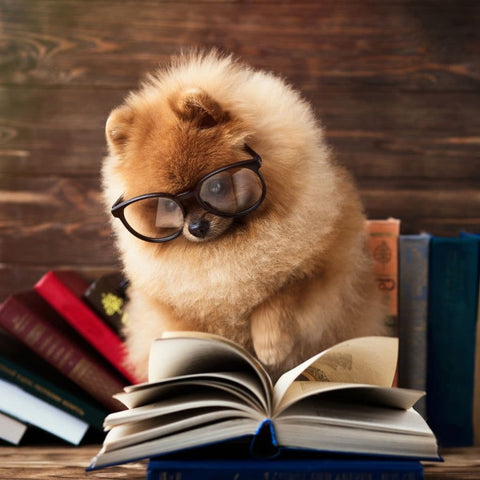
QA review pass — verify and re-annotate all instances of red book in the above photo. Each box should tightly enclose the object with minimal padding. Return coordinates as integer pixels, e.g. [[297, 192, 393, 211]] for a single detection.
[[0, 291, 126, 411], [34, 271, 138, 384]]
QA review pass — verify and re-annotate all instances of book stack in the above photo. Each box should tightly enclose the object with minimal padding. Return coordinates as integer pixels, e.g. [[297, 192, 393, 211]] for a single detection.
[[398, 232, 480, 448], [0, 270, 138, 446], [367, 221, 480, 448], [87, 333, 439, 479]]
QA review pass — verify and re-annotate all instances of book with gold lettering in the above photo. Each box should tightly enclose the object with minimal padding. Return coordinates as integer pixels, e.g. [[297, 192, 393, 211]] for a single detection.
[[88, 333, 438, 470], [0, 376, 89, 445], [0, 327, 108, 429], [83, 272, 129, 340], [0, 290, 127, 412], [34, 270, 137, 383]]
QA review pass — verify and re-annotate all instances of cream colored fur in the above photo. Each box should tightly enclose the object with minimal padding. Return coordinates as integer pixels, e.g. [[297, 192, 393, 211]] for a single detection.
[[102, 50, 386, 382]]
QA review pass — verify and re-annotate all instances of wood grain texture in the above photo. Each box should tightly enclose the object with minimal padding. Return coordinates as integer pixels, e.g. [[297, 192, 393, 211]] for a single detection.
[[0, 0, 479, 300], [0, 445, 478, 479]]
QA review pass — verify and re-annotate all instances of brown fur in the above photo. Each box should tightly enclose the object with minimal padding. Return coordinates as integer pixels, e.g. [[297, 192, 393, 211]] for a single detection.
[[102, 51, 386, 382]]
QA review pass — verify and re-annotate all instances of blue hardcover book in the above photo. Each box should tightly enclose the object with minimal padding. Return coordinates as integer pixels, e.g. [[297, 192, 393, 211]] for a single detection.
[[427, 236, 479, 447], [398, 233, 431, 419], [87, 334, 439, 471], [147, 458, 425, 480], [459, 232, 480, 445]]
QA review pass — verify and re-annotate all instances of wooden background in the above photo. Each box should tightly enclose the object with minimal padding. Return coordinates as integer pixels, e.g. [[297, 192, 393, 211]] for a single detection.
[[0, 0, 479, 302]]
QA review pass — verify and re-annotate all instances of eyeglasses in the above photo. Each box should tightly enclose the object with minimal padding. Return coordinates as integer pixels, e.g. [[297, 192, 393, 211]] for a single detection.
[[111, 145, 266, 243]]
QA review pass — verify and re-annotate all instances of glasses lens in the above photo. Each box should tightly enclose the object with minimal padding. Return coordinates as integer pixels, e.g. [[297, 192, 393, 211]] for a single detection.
[[199, 167, 264, 214], [123, 197, 184, 239]]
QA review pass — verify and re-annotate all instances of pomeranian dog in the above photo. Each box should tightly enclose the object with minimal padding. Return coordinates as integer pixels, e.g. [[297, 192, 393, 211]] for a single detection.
[[102, 50, 386, 382]]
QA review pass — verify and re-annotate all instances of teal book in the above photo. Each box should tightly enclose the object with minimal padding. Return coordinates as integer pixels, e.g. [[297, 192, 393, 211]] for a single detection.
[[147, 458, 425, 480], [427, 236, 479, 446], [459, 232, 480, 445], [398, 233, 431, 418]]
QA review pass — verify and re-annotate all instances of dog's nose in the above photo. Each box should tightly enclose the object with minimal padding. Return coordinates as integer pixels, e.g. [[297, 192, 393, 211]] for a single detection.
[[188, 218, 210, 238]]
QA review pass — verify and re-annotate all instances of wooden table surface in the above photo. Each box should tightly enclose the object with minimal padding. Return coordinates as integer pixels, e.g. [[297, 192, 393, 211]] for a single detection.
[[0, 446, 479, 479]]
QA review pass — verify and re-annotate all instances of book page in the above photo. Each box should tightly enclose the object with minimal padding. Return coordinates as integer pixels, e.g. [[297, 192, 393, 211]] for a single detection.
[[274, 382, 424, 415], [102, 407, 257, 452], [149, 332, 272, 409], [89, 419, 259, 469], [104, 390, 260, 429], [273, 337, 398, 409], [115, 374, 268, 412], [277, 400, 432, 435]]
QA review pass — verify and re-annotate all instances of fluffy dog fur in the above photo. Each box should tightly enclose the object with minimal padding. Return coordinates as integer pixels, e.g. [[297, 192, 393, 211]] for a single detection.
[[102, 50, 386, 382]]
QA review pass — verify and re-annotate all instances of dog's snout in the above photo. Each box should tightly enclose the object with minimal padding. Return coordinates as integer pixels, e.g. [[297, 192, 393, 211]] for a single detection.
[[188, 218, 210, 238]]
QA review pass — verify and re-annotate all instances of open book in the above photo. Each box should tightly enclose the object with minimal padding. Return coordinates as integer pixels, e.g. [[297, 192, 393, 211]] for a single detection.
[[88, 333, 439, 470]]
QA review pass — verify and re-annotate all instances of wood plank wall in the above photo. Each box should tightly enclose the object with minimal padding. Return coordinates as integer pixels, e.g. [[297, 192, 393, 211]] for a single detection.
[[1, 0, 479, 301]]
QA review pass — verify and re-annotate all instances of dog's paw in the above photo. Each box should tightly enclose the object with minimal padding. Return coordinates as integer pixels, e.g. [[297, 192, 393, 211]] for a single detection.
[[254, 338, 293, 367], [251, 318, 294, 367]]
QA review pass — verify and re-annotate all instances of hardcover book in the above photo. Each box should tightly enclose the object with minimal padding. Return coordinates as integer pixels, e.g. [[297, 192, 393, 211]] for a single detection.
[[146, 458, 425, 480], [0, 290, 127, 412], [83, 272, 129, 340], [398, 233, 431, 418], [365, 218, 401, 336], [0, 328, 108, 429], [459, 232, 480, 445], [427, 236, 479, 446], [0, 377, 89, 445], [34, 270, 137, 383], [88, 332, 438, 470]]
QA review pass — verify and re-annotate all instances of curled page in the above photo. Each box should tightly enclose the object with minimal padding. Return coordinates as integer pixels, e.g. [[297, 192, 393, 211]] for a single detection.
[[273, 337, 398, 410]]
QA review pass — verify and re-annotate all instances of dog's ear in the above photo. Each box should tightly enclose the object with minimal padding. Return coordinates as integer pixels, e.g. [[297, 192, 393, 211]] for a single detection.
[[105, 105, 135, 155], [172, 88, 229, 128]]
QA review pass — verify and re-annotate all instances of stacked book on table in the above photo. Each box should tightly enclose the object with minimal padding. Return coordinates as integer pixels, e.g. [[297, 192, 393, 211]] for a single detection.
[[0, 270, 135, 445], [366, 221, 480, 449], [87, 332, 439, 479]]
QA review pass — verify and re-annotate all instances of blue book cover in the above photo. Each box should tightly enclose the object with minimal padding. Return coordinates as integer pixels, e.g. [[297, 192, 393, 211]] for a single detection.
[[398, 233, 431, 418], [427, 236, 479, 446], [147, 458, 425, 480], [459, 232, 480, 445]]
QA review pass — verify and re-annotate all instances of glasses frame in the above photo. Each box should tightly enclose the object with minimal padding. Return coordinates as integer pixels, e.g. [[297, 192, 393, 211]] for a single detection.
[[111, 144, 266, 243]]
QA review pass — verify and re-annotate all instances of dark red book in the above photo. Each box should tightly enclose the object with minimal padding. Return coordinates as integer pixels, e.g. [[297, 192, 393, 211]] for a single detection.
[[0, 291, 126, 411], [34, 271, 138, 384]]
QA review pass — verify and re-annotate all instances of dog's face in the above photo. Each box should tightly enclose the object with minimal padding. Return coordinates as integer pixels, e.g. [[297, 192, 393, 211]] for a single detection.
[[105, 88, 263, 244]]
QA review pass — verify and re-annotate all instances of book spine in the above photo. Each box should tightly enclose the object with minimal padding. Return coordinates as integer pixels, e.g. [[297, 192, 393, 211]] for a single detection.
[[427, 237, 479, 447], [34, 271, 137, 383], [0, 296, 125, 411], [147, 460, 425, 480], [398, 234, 431, 418], [459, 232, 480, 446], [0, 354, 106, 429], [83, 272, 129, 339], [365, 218, 401, 336]]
